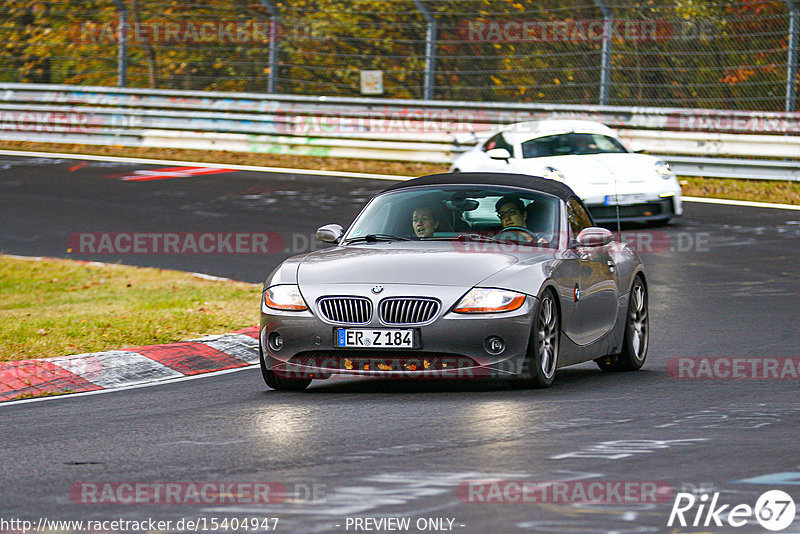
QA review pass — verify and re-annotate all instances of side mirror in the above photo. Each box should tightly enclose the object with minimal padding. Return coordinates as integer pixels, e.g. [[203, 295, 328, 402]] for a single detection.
[[628, 142, 646, 154], [486, 148, 511, 161], [576, 227, 613, 247], [316, 224, 344, 244]]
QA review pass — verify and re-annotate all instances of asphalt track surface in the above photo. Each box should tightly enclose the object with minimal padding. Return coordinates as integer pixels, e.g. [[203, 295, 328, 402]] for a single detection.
[[1, 154, 799, 533]]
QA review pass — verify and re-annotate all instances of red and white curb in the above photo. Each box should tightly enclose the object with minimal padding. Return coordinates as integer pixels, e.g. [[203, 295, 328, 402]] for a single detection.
[[0, 326, 259, 402]]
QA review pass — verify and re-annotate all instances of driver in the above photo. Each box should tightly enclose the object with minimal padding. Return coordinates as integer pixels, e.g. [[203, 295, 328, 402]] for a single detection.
[[495, 196, 527, 229], [495, 196, 546, 245]]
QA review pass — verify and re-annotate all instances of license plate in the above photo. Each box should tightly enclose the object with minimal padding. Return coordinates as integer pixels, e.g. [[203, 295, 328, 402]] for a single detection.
[[604, 193, 648, 206], [335, 328, 416, 348]]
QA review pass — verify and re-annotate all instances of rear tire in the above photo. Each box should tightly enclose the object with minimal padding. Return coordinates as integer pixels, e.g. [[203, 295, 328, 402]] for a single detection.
[[596, 276, 648, 372], [260, 344, 311, 391], [513, 289, 559, 388]]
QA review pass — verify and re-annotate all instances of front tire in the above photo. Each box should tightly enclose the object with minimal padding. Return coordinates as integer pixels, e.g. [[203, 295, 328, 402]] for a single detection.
[[260, 344, 311, 391], [514, 289, 559, 388], [596, 276, 649, 372]]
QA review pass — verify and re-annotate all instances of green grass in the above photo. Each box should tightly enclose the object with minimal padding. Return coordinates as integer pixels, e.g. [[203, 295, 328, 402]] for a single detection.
[[681, 176, 800, 205], [0, 256, 259, 362]]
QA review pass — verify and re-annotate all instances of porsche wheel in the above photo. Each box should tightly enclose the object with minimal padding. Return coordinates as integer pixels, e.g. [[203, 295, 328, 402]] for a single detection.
[[515, 289, 559, 388], [596, 276, 648, 372], [260, 344, 311, 391]]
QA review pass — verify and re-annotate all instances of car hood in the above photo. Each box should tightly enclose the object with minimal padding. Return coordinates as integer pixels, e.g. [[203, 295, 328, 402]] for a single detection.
[[297, 242, 548, 288], [518, 153, 659, 185]]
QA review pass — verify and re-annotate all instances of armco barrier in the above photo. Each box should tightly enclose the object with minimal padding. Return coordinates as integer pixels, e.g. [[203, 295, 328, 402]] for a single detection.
[[2, 83, 800, 179]]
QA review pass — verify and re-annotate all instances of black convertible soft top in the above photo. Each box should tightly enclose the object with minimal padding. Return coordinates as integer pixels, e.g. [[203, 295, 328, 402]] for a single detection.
[[383, 172, 578, 202]]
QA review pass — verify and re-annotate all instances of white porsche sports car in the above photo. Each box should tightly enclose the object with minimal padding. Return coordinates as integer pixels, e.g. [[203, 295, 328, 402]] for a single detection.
[[450, 120, 682, 224]]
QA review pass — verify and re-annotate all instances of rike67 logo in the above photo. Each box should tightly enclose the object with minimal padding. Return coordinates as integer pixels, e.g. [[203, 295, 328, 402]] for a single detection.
[[668, 490, 796, 531]]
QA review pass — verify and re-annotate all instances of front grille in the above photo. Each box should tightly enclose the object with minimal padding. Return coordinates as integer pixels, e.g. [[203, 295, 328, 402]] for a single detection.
[[589, 199, 674, 221], [290, 351, 479, 372], [317, 297, 372, 324], [379, 297, 440, 325]]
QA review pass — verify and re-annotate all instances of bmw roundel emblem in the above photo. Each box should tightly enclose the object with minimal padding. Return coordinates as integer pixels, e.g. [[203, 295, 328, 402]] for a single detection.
[[372, 285, 384, 294]]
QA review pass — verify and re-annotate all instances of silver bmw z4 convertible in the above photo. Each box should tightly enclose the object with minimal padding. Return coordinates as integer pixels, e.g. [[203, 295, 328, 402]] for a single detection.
[[259, 172, 648, 391]]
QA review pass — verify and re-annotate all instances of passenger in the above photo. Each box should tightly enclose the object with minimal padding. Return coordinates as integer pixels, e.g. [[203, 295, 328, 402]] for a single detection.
[[411, 207, 440, 238]]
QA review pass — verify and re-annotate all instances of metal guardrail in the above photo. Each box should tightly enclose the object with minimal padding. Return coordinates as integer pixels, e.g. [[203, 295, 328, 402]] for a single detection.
[[665, 156, 800, 181], [1, 83, 800, 180]]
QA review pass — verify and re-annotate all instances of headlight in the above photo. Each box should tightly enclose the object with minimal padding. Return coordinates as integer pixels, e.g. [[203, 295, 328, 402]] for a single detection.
[[262, 285, 308, 311], [655, 161, 673, 179], [453, 288, 526, 314], [542, 166, 566, 182]]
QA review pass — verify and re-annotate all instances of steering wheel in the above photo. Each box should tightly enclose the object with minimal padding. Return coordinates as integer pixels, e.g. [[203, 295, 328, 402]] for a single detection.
[[497, 226, 541, 243]]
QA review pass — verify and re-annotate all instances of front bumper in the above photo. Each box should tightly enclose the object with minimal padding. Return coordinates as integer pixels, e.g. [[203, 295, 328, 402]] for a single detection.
[[587, 196, 680, 223], [260, 296, 537, 380]]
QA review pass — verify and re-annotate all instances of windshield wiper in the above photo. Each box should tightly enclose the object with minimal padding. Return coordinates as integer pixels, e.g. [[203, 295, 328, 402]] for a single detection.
[[344, 233, 411, 244], [424, 234, 544, 247], [422, 234, 504, 243]]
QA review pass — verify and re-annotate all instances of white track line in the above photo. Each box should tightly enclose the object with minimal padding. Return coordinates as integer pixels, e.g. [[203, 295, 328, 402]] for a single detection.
[[2, 254, 256, 285], [1, 149, 795, 406], [682, 195, 800, 211], [0, 364, 258, 408], [0, 149, 410, 181], [3, 148, 798, 210]]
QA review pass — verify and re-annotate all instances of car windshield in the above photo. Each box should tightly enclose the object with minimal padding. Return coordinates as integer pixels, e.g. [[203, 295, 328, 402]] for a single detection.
[[521, 132, 628, 158], [344, 185, 560, 247]]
